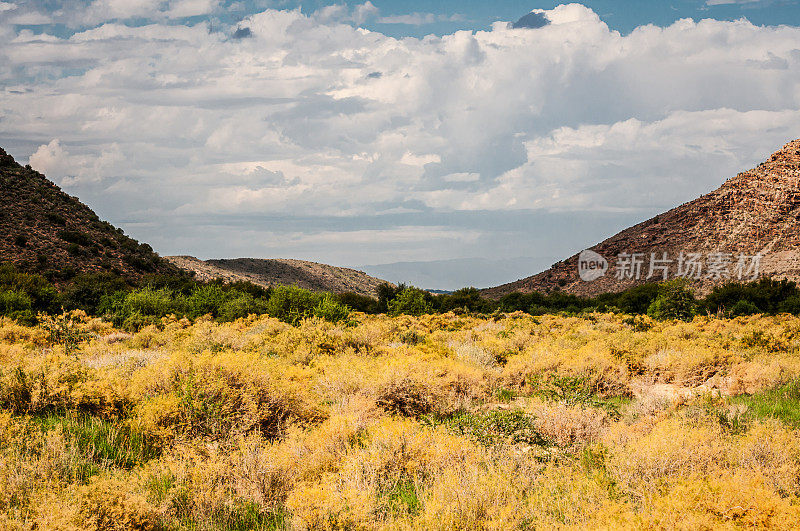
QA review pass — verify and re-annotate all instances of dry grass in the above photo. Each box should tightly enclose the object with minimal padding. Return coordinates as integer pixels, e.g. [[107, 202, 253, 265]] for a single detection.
[[2, 311, 800, 529]]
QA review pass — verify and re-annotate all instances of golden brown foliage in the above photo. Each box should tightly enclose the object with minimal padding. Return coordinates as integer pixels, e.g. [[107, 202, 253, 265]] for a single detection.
[[2, 311, 800, 529]]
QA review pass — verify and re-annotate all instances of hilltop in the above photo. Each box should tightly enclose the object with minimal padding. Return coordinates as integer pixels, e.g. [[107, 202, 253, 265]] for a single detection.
[[0, 147, 177, 281], [484, 139, 800, 299], [166, 255, 391, 297]]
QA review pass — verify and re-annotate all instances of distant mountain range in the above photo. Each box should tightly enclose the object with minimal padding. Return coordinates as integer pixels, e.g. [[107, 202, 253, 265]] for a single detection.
[[483, 139, 800, 299], [0, 147, 177, 281], [359, 256, 559, 291]]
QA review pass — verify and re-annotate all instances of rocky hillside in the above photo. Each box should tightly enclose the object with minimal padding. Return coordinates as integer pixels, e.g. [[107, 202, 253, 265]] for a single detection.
[[0, 147, 177, 281], [484, 139, 800, 299], [167, 256, 391, 297]]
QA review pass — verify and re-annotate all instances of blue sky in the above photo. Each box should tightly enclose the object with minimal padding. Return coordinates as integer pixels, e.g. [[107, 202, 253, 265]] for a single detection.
[[2, 1, 800, 288], [9, 1, 800, 38], [323, 0, 800, 37]]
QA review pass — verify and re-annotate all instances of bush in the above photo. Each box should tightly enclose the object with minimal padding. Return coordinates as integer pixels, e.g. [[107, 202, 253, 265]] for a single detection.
[[376, 282, 405, 313], [123, 287, 176, 318], [218, 293, 267, 321], [337, 292, 380, 313], [313, 294, 350, 323], [185, 284, 229, 318], [57, 230, 91, 246], [388, 287, 432, 317], [0, 290, 35, 324], [265, 285, 322, 325], [704, 278, 799, 315], [728, 299, 761, 317], [614, 283, 660, 314], [60, 273, 130, 315], [0, 263, 58, 315], [46, 212, 67, 226], [437, 287, 495, 314], [647, 279, 697, 321]]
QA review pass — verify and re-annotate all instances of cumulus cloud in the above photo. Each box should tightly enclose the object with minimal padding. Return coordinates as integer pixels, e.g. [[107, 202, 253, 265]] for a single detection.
[[377, 12, 464, 26], [28, 139, 124, 185], [1, 3, 799, 269]]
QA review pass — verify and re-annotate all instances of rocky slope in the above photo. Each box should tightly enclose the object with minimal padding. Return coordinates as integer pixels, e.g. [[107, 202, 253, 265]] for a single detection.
[[0, 147, 177, 281], [483, 139, 800, 299], [167, 256, 391, 297]]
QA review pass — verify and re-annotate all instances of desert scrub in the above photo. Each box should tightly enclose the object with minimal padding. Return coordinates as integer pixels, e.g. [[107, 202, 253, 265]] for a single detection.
[[421, 409, 547, 447], [131, 351, 324, 442], [4, 313, 800, 528]]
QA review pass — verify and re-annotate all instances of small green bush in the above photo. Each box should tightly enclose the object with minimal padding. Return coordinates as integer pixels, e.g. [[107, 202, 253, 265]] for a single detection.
[[265, 285, 321, 325], [0, 289, 35, 324], [729, 299, 761, 317], [313, 294, 350, 323], [122, 287, 176, 319], [388, 287, 432, 317], [647, 279, 697, 321], [218, 293, 267, 321], [185, 284, 229, 318]]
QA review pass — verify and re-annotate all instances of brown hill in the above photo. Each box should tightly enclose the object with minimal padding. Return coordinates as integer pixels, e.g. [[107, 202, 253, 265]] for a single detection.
[[166, 256, 392, 297], [483, 139, 800, 299], [0, 147, 177, 280]]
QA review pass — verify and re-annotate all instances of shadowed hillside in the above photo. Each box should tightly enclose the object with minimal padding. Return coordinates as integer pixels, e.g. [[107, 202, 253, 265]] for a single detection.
[[0, 147, 177, 281]]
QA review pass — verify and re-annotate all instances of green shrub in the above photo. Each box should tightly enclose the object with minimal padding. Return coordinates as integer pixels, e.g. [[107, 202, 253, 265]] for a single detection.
[[265, 285, 321, 325], [388, 287, 432, 317], [185, 284, 229, 318], [0, 263, 58, 314], [337, 292, 380, 313], [60, 273, 130, 315], [729, 299, 761, 317], [58, 230, 91, 246], [376, 282, 405, 313], [218, 293, 267, 321], [123, 287, 176, 318], [312, 294, 350, 323], [647, 279, 697, 321], [0, 289, 35, 324], [704, 278, 799, 315], [436, 287, 495, 314]]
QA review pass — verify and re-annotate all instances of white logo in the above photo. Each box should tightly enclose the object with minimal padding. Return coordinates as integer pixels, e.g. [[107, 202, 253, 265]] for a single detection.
[[578, 249, 608, 282]]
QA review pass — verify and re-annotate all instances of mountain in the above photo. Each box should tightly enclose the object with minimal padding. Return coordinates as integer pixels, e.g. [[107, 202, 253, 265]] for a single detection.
[[0, 147, 177, 280], [166, 256, 391, 297], [483, 139, 800, 299]]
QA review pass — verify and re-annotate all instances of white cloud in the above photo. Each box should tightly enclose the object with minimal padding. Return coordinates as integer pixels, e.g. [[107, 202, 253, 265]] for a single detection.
[[2, 3, 800, 266], [84, 0, 163, 21], [29, 139, 124, 185], [0, 2, 16, 13], [377, 12, 463, 26], [165, 0, 220, 18]]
